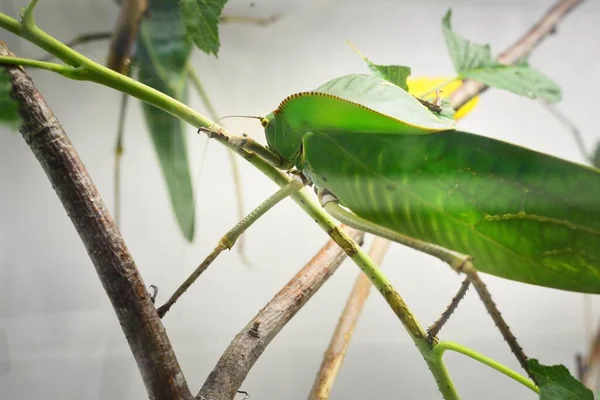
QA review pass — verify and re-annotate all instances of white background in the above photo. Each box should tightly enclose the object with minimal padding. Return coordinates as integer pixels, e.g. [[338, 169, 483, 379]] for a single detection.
[[1, 0, 600, 399]]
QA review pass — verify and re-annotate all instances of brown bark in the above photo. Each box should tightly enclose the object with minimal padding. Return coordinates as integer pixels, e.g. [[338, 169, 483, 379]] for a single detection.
[[197, 227, 364, 400], [450, 0, 584, 110], [0, 42, 192, 400]]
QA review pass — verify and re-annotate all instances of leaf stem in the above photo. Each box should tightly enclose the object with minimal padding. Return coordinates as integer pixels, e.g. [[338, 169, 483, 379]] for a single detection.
[[431, 341, 539, 394], [0, 56, 85, 79], [21, 0, 39, 31]]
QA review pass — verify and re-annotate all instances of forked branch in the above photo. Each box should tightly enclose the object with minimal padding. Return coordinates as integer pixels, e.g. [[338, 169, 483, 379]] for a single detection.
[[197, 227, 364, 400], [0, 42, 192, 400]]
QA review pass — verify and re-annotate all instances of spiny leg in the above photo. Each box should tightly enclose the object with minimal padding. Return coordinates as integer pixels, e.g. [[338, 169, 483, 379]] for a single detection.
[[427, 278, 471, 342], [156, 176, 305, 318], [320, 193, 535, 382]]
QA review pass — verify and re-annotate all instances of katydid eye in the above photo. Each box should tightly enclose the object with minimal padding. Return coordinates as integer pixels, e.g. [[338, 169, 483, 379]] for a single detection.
[[260, 118, 269, 128]]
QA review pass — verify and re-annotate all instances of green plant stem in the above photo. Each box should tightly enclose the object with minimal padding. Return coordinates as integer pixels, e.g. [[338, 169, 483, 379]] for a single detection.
[[0, 56, 85, 79], [431, 341, 539, 394], [0, 12, 460, 398]]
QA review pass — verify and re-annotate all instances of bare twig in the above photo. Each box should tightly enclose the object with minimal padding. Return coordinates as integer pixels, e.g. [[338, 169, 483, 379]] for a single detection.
[[198, 227, 364, 400], [308, 237, 390, 400], [113, 91, 129, 227], [580, 320, 600, 390], [219, 14, 280, 26], [450, 0, 585, 110], [0, 42, 192, 400], [427, 278, 471, 342], [106, 0, 147, 74]]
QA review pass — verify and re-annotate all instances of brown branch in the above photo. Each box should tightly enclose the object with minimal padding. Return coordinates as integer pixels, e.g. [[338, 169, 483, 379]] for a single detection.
[[450, 0, 584, 110], [308, 237, 390, 400], [106, 0, 147, 74], [0, 42, 192, 400], [197, 227, 364, 400]]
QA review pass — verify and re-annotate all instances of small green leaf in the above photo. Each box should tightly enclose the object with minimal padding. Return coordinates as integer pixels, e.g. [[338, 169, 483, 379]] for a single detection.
[[135, 3, 195, 241], [0, 69, 21, 129], [442, 10, 561, 103], [461, 64, 561, 103], [347, 41, 411, 90], [528, 359, 593, 400], [180, 0, 228, 56]]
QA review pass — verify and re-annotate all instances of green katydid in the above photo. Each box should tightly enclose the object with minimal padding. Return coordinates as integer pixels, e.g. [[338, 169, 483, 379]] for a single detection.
[[260, 73, 600, 294]]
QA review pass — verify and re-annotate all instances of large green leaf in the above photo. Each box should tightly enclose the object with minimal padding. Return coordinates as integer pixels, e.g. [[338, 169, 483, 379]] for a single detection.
[[180, 0, 228, 56], [0, 69, 21, 129], [442, 10, 561, 103], [135, 0, 195, 241], [528, 359, 593, 400]]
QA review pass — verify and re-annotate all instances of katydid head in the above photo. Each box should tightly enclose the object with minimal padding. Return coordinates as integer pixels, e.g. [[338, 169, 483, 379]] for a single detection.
[[262, 111, 304, 167]]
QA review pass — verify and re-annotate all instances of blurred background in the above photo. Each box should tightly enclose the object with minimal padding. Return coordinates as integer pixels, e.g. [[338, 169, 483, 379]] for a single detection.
[[1, 0, 599, 398]]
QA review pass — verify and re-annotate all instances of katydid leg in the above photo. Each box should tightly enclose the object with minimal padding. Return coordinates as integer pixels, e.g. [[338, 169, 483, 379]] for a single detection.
[[427, 278, 470, 342], [321, 197, 535, 382], [157, 178, 304, 317]]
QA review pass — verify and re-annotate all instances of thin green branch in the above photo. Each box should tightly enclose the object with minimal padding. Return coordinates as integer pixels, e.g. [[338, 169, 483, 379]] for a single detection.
[[38, 31, 112, 62], [0, 56, 85, 79], [431, 341, 539, 394], [21, 0, 39, 30]]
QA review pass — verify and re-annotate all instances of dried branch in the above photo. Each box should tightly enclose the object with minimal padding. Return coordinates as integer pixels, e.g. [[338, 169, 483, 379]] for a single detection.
[[308, 237, 390, 400], [106, 0, 147, 74], [0, 42, 192, 400], [197, 227, 364, 400], [450, 0, 584, 109]]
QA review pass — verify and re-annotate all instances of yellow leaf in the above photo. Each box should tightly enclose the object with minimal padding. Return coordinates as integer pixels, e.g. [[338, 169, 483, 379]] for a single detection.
[[407, 77, 479, 120]]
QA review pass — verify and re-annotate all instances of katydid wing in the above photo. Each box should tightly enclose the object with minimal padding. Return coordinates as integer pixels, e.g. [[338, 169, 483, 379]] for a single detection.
[[262, 74, 600, 294]]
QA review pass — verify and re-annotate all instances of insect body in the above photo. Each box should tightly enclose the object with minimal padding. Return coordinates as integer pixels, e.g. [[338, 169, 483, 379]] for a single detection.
[[262, 74, 600, 294]]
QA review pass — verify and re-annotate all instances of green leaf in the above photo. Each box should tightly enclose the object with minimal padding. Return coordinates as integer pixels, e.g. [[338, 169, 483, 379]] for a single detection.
[[461, 64, 561, 103], [180, 0, 228, 56], [347, 41, 411, 91], [0, 69, 21, 129], [366, 63, 410, 91], [135, 2, 195, 241], [528, 359, 593, 400], [442, 9, 561, 103]]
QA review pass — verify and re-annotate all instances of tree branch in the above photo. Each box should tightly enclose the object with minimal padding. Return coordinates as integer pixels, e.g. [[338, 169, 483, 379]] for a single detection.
[[197, 227, 364, 400], [308, 237, 390, 400], [450, 0, 584, 109], [0, 42, 192, 400]]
